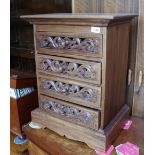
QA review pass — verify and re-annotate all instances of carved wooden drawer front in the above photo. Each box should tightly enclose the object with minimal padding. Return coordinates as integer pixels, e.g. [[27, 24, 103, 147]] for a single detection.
[[39, 95, 99, 130], [36, 54, 101, 85], [36, 32, 103, 58], [38, 76, 101, 109]]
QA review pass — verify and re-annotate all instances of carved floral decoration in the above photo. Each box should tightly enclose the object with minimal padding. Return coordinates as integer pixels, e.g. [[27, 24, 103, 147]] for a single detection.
[[40, 98, 92, 124], [40, 78, 97, 103], [39, 35, 99, 53], [39, 58, 96, 80]]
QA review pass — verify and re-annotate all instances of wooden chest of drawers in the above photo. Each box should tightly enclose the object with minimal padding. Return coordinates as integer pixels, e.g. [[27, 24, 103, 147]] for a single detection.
[[10, 70, 38, 136], [21, 13, 136, 152]]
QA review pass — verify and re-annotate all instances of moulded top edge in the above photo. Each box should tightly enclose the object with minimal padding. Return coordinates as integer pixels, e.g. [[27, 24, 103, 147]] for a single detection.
[[20, 13, 137, 20]]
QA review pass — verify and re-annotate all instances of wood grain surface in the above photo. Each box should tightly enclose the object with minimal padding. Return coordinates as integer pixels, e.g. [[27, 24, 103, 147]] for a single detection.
[[102, 22, 130, 127], [21, 13, 137, 20], [71, 0, 143, 118], [38, 75, 101, 109], [133, 0, 144, 118], [10, 91, 38, 136], [72, 0, 100, 13], [35, 31, 103, 58], [30, 104, 129, 152], [22, 13, 136, 151], [39, 95, 100, 130], [28, 141, 49, 155], [36, 54, 102, 85], [10, 132, 28, 155], [23, 116, 143, 155], [10, 69, 36, 89]]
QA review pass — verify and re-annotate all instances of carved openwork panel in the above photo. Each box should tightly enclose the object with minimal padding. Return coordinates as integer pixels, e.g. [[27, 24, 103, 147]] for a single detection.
[[39, 77, 101, 108], [38, 34, 100, 53], [37, 56, 101, 84], [40, 96, 99, 130]]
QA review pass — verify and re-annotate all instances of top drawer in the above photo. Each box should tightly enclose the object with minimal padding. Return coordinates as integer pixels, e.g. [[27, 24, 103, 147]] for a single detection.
[[35, 32, 103, 58]]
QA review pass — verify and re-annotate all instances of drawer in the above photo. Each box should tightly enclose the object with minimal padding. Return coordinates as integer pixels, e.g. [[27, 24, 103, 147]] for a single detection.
[[35, 32, 103, 58], [36, 54, 101, 85], [38, 75, 101, 109], [39, 95, 100, 130]]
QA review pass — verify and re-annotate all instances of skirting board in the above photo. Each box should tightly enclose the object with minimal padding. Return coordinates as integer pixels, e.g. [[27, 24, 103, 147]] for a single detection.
[[31, 104, 129, 152]]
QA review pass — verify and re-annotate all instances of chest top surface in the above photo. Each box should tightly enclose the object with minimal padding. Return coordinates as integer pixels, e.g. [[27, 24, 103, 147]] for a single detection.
[[21, 13, 137, 26]]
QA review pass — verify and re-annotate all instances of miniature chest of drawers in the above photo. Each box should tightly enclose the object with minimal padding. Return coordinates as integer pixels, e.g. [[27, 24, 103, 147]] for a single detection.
[[21, 13, 136, 152]]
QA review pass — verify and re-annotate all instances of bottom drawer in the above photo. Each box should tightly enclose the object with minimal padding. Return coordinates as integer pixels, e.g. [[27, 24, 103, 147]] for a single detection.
[[39, 95, 100, 130]]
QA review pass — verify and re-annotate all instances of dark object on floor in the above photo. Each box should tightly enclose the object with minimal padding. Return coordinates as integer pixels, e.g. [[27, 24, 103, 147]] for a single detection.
[[10, 132, 29, 155], [14, 135, 27, 145]]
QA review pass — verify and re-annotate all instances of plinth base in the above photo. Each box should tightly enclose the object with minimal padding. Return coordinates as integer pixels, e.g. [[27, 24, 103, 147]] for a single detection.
[[31, 105, 129, 152]]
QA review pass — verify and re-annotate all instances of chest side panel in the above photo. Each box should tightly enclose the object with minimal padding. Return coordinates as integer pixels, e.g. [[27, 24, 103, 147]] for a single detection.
[[102, 23, 130, 127]]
